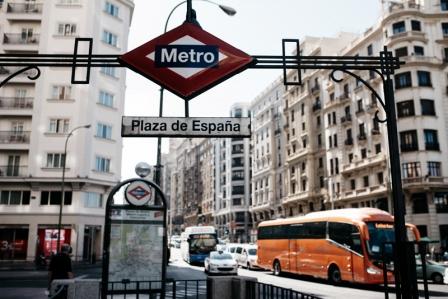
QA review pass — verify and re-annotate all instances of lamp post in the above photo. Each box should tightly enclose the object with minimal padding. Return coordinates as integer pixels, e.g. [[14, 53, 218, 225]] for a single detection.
[[56, 124, 91, 253], [154, 0, 236, 191]]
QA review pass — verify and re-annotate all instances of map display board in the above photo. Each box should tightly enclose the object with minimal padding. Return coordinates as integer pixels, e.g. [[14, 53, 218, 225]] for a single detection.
[[108, 208, 164, 291]]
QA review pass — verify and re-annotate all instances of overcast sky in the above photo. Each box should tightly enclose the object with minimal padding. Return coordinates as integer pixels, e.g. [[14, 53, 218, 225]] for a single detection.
[[121, 0, 382, 180]]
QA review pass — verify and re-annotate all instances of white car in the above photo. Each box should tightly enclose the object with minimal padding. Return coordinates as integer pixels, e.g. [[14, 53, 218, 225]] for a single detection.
[[236, 245, 259, 270], [204, 251, 238, 275]]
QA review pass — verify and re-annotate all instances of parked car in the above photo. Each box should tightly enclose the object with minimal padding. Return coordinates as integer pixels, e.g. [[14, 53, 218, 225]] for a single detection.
[[415, 255, 448, 284], [236, 244, 259, 270], [204, 251, 238, 275], [170, 235, 181, 248]]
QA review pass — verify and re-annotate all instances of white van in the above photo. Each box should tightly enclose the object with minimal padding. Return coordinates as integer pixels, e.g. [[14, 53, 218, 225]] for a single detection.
[[235, 244, 258, 270]]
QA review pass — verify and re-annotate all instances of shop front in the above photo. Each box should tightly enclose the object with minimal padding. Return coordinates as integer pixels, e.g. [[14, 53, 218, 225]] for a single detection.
[[0, 225, 29, 260], [37, 227, 72, 258]]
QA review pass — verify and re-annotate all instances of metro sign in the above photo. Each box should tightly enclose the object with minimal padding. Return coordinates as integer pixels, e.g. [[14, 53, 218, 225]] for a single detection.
[[119, 22, 253, 100], [128, 186, 150, 200]]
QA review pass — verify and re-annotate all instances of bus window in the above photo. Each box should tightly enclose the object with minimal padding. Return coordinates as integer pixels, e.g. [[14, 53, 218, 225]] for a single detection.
[[366, 222, 395, 260], [329, 222, 363, 255]]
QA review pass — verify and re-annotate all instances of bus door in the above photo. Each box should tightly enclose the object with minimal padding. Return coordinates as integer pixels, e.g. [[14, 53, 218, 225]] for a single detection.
[[349, 227, 364, 282]]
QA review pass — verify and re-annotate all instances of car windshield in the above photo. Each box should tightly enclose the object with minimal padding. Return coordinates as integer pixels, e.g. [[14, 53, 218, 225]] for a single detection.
[[366, 222, 395, 259], [189, 234, 217, 254], [248, 249, 257, 255], [210, 253, 233, 260]]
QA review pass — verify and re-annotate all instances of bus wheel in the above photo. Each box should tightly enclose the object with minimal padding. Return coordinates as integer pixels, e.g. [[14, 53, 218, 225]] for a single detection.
[[273, 260, 281, 276], [328, 265, 341, 284]]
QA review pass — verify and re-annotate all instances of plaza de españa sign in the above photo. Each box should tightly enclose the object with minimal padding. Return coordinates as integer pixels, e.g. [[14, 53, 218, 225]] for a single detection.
[[119, 22, 254, 100]]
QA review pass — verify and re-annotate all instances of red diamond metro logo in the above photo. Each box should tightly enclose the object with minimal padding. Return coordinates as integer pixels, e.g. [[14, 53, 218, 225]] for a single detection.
[[128, 186, 150, 200], [119, 23, 254, 100]]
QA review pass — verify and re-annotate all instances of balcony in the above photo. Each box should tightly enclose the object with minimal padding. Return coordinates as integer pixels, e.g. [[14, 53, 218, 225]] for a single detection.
[[371, 128, 380, 135], [355, 107, 365, 115], [366, 103, 378, 112], [344, 138, 353, 146], [2, 34, 39, 51], [425, 142, 440, 151], [357, 133, 367, 141], [0, 97, 33, 115], [341, 183, 388, 201], [402, 176, 448, 188], [312, 102, 321, 112], [338, 93, 350, 102], [401, 143, 418, 152], [341, 114, 352, 124], [6, 3, 43, 21], [310, 85, 320, 94], [341, 154, 387, 175], [0, 166, 28, 178], [0, 131, 30, 144]]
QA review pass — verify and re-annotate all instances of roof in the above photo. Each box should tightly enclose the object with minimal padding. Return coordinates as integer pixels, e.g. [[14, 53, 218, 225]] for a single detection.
[[258, 208, 393, 227]]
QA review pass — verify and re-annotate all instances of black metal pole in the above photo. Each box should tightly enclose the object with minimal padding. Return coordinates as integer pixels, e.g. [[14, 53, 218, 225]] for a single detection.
[[186, 0, 193, 22], [383, 76, 418, 299], [185, 100, 189, 117]]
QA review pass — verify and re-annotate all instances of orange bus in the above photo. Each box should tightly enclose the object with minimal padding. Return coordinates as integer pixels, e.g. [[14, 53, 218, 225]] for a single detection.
[[256, 208, 420, 284]]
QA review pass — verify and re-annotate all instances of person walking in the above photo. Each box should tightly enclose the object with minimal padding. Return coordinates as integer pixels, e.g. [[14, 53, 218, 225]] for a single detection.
[[48, 244, 73, 298]]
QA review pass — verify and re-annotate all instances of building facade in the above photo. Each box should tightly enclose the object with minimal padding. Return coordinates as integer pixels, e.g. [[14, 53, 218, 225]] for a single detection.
[[249, 78, 286, 240], [0, 0, 134, 261]]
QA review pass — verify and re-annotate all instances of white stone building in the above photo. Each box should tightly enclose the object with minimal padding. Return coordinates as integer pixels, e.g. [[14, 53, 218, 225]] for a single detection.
[[249, 78, 286, 239], [0, 0, 133, 261]]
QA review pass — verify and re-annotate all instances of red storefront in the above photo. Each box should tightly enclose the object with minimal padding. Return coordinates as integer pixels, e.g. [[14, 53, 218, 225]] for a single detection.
[[37, 228, 71, 257]]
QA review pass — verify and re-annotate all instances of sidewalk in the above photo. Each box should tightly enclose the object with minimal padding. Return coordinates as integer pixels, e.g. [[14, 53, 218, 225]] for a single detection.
[[0, 260, 101, 271]]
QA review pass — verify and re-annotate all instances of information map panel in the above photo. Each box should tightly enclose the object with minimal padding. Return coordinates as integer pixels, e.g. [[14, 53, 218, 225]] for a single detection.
[[108, 208, 164, 291]]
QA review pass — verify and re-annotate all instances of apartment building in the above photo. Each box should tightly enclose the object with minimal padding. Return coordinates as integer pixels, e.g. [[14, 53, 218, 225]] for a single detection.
[[249, 78, 286, 240], [283, 0, 448, 252], [0, 0, 133, 261], [214, 103, 252, 242]]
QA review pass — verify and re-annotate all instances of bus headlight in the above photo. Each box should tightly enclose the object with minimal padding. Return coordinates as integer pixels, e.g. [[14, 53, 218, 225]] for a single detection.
[[367, 266, 382, 275]]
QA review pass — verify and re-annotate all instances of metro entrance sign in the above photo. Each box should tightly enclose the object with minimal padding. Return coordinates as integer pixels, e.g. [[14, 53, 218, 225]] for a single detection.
[[119, 22, 253, 100]]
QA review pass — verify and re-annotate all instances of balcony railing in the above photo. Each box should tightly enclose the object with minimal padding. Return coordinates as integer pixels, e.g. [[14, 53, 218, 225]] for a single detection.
[[358, 133, 367, 141], [344, 138, 353, 146], [0, 97, 33, 109], [341, 114, 352, 123], [401, 143, 418, 152], [3, 34, 40, 45], [310, 85, 320, 94], [0, 131, 31, 144], [372, 128, 380, 135], [7, 3, 43, 14], [312, 102, 321, 112], [425, 142, 440, 151], [338, 93, 350, 101], [0, 166, 28, 177]]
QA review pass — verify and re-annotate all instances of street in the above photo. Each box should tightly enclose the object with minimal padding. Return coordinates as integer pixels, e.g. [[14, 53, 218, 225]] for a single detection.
[[0, 248, 447, 299]]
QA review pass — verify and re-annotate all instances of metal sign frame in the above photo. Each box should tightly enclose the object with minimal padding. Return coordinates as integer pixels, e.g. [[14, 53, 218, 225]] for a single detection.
[[101, 178, 168, 299], [0, 4, 419, 297]]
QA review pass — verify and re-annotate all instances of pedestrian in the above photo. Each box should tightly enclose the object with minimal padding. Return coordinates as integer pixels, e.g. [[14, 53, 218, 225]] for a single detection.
[[48, 244, 73, 297]]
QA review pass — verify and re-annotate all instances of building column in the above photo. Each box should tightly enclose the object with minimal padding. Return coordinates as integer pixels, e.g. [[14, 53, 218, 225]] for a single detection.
[[26, 223, 38, 262], [73, 223, 85, 262]]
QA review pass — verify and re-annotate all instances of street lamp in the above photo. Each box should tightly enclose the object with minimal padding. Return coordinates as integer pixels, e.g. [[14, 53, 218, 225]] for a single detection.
[[154, 0, 236, 188], [56, 124, 91, 253]]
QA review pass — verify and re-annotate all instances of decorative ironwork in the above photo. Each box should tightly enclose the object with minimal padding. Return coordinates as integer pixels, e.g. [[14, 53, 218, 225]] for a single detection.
[[0, 65, 40, 88]]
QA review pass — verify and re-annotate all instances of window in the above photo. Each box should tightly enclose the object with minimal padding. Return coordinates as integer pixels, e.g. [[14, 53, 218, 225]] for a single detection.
[[99, 91, 114, 107], [318, 157, 323, 168], [395, 47, 408, 57], [420, 99, 435, 116], [95, 156, 111, 172], [57, 23, 77, 36], [363, 176, 369, 187], [442, 0, 448, 11], [400, 130, 418, 151], [357, 99, 363, 112], [350, 179, 356, 190], [84, 192, 103, 208], [48, 119, 69, 134], [52, 86, 72, 100], [232, 185, 244, 195], [411, 20, 421, 31], [414, 46, 424, 56], [424, 129, 439, 150], [96, 123, 112, 139], [40, 191, 72, 205], [377, 172, 384, 184], [397, 100, 415, 117], [417, 71, 431, 87], [46, 153, 66, 168], [105, 1, 119, 17], [290, 109, 294, 122], [100, 66, 117, 78], [367, 44, 373, 56], [402, 162, 421, 178], [428, 161, 441, 177], [434, 192, 448, 213], [394, 72, 412, 89], [329, 222, 363, 255], [58, 0, 81, 4], [102, 30, 118, 47], [361, 148, 367, 159], [234, 108, 242, 118], [392, 21, 406, 35], [412, 193, 428, 214], [0, 191, 30, 205], [375, 143, 381, 154], [442, 23, 448, 36]]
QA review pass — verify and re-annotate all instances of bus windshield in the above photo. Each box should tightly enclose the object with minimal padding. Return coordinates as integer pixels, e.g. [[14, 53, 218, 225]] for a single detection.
[[366, 222, 395, 259], [189, 234, 217, 254]]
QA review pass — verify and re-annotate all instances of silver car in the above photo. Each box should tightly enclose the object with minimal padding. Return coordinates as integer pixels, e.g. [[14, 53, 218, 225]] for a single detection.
[[204, 251, 238, 275]]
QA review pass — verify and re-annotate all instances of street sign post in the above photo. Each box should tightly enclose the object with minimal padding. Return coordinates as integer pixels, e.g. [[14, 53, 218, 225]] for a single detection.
[[119, 22, 253, 100], [121, 116, 251, 138]]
